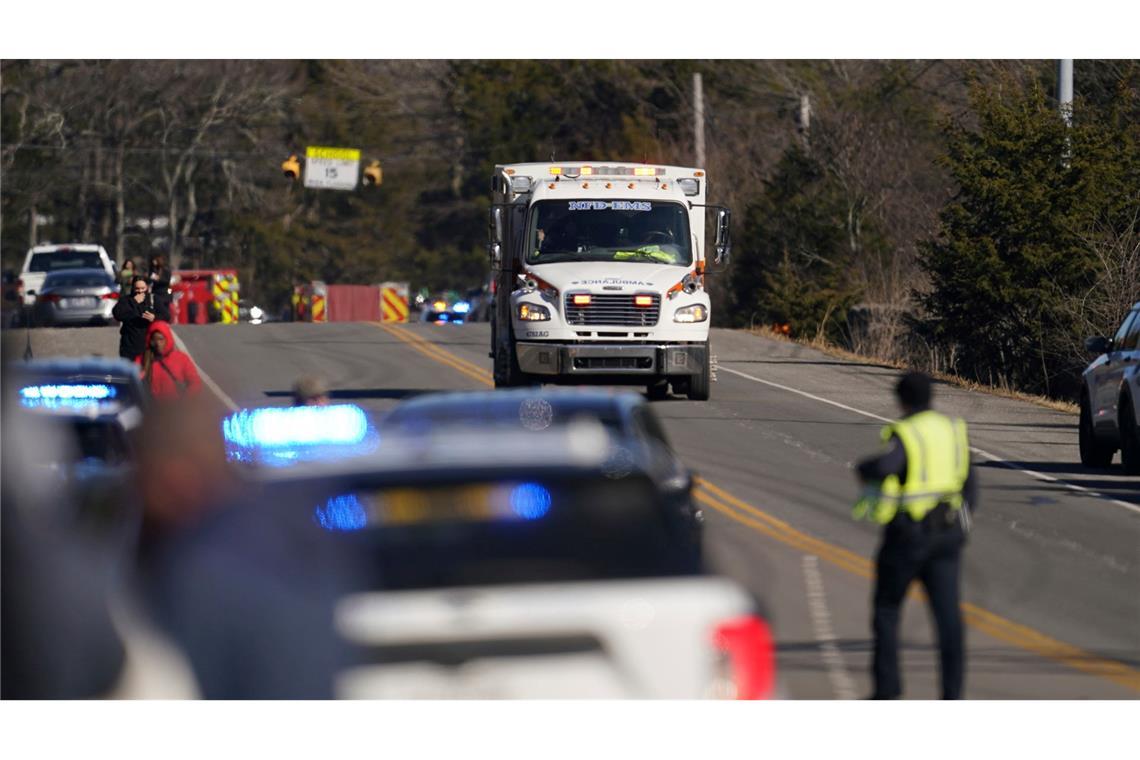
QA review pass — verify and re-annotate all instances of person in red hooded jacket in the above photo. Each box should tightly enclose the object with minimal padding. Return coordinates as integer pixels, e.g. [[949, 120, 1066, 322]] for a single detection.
[[136, 320, 202, 400]]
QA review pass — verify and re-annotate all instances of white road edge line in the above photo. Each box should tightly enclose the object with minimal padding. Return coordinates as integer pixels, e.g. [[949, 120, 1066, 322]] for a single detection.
[[802, 555, 858, 699], [170, 327, 239, 412], [719, 365, 1140, 516]]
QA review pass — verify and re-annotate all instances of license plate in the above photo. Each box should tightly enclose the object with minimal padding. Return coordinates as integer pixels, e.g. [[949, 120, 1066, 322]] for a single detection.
[[378, 485, 502, 525], [61, 297, 97, 309]]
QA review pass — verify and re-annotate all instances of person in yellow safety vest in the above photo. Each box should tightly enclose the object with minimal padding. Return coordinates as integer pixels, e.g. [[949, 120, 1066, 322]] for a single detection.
[[853, 371, 976, 700]]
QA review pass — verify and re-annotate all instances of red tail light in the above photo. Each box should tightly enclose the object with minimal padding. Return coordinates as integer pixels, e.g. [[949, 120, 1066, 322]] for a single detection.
[[712, 615, 776, 699], [101, 292, 119, 300], [38, 293, 61, 304]]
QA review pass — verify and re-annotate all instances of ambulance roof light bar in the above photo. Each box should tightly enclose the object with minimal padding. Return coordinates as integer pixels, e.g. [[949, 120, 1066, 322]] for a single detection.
[[548, 165, 666, 179]]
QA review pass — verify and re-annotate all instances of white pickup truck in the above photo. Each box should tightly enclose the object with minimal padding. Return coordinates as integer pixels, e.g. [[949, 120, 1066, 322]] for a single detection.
[[20, 243, 117, 306]]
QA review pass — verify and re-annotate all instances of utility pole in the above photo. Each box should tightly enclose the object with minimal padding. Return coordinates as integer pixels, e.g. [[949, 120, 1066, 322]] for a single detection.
[[1057, 59, 1073, 127], [693, 72, 705, 168], [797, 93, 812, 153], [1058, 59, 1074, 167]]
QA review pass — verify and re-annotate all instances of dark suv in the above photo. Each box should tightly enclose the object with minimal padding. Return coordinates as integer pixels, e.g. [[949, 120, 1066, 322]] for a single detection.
[[1079, 301, 1140, 474]]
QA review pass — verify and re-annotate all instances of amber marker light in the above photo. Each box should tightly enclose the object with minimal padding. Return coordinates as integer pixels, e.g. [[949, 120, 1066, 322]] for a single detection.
[[634, 295, 654, 307], [573, 294, 592, 306]]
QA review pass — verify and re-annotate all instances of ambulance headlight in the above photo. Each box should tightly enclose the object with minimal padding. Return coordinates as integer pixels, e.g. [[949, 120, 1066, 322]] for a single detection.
[[673, 304, 708, 323], [518, 303, 551, 321]]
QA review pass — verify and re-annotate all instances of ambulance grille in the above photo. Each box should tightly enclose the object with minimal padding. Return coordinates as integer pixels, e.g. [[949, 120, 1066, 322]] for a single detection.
[[565, 294, 660, 327]]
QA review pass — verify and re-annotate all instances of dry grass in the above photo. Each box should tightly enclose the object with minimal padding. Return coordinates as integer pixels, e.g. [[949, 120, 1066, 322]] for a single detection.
[[743, 326, 1079, 415]]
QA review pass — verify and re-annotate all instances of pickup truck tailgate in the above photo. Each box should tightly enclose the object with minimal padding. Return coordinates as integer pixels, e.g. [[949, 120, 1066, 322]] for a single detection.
[[335, 576, 765, 699]]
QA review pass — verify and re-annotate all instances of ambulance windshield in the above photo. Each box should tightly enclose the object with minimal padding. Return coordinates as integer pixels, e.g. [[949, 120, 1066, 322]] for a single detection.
[[526, 200, 692, 266]]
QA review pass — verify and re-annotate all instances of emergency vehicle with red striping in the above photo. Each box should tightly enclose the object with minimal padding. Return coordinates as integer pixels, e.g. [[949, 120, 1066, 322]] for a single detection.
[[488, 163, 731, 400]]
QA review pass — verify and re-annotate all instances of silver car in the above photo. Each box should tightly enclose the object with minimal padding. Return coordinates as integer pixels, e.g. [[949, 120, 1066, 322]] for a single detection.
[[1080, 301, 1140, 474], [30, 268, 119, 327]]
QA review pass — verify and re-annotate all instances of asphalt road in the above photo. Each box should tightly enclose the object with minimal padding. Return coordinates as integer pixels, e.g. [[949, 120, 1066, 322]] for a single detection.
[[165, 320, 1140, 699], [8, 321, 1138, 698]]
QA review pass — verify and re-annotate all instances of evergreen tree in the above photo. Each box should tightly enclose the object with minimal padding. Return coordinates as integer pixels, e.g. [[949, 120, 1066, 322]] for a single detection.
[[733, 145, 861, 342], [919, 77, 1140, 396]]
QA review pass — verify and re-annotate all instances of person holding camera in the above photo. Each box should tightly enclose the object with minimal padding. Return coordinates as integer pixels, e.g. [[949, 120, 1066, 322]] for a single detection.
[[112, 276, 156, 362]]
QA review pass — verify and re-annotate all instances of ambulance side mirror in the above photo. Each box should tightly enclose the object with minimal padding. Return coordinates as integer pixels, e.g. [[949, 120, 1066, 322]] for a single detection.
[[491, 207, 504, 245], [714, 208, 732, 265], [488, 206, 505, 267]]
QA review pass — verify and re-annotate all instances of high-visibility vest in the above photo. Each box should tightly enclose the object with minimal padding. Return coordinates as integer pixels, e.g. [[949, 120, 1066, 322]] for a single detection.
[[853, 410, 970, 524]]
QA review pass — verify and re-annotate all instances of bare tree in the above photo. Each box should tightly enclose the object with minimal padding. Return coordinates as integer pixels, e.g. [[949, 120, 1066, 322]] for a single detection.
[[1056, 203, 1140, 354]]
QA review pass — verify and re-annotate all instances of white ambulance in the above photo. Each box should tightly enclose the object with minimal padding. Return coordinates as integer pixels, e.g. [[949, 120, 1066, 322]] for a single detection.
[[488, 163, 730, 400]]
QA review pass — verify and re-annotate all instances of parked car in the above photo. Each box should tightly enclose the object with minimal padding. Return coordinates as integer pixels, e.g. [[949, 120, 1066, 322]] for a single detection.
[[20, 244, 117, 307], [1079, 301, 1140, 474], [29, 268, 119, 327]]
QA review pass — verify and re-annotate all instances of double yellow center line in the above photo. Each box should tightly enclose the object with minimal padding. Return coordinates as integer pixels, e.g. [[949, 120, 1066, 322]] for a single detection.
[[375, 322, 494, 387], [372, 322, 1140, 694]]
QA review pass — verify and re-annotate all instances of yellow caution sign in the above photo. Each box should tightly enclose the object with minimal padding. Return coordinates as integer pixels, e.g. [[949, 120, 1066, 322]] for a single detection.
[[380, 281, 410, 323]]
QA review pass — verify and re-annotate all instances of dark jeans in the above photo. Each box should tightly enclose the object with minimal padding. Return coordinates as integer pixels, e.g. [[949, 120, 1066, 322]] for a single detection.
[[871, 515, 965, 699]]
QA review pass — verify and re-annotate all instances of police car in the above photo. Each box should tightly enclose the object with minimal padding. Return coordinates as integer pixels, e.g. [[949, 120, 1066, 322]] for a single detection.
[[418, 294, 472, 325], [10, 357, 147, 467], [226, 402, 774, 698], [379, 388, 703, 552], [1080, 301, 1140, 474], [7, 357, 149, 538]]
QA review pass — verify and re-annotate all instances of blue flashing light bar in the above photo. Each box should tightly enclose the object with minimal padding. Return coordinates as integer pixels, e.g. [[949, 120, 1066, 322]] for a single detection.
[[20, 383, 117, 401], [452, 301, 471, 314], [222, 404, 369, 450], [509, 482, 552, 521], [314, 494, 368, 531]]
